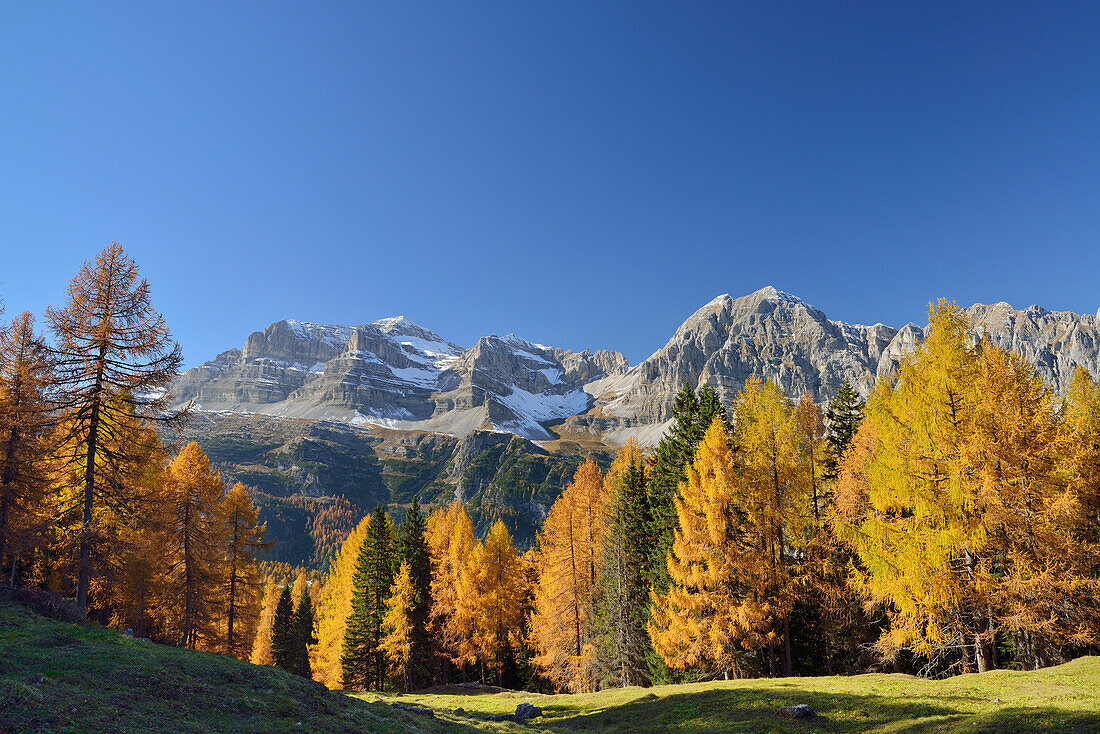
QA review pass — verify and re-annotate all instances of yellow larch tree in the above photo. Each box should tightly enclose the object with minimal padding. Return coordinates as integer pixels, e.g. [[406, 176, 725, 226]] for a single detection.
[[0, 312, 55, 579], [973, 346, 1099, 666], [1065, 367, 1100, 546], [251, 579, 280, 666], [426, 500, 477, 676], [380, 561, 416, 691], [650, 417, 743, 678], [833, 301, 1100, 672], [732, 377, 808, 676], [530, 458, 606, 691], [457, 519, 528, 683], [221, 482, 267, 660], [164, 442, 227, 650], [312, 513, 371, 687], [834, 302, 996, 670]]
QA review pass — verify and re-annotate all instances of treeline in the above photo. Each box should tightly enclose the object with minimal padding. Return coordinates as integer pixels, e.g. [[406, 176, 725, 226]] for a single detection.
[[8, 248, 1097, 688], [0, 244, 268, 658], [305, 301, 1100, 692]]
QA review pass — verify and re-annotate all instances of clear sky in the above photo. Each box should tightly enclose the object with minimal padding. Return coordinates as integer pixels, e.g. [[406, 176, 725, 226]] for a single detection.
[[2, 2, 1099, 367]]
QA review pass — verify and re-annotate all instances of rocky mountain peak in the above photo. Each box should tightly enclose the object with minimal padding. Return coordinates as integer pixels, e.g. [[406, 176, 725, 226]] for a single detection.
[[173, 290, 1100, 447]]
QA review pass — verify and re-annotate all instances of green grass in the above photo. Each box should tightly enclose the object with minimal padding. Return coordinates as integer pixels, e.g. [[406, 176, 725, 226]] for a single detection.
[[0, 601, 465, 734], [371, 659, 1100, 733], [5, 598, 1100, 733]]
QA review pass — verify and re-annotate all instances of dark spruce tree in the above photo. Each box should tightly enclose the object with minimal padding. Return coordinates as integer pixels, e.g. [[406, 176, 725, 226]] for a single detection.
[[270, 584, 295, 673], [823, 378, 865, 478], [646, 383, 731, 595], [291, 586, 317, 678], [645, 383, 700, 595], [397, 497, 433, 690], [645, 382, 731, 684], [341, 504, 397, 690], [695, 385, 732, 443], [595, 457, 653, 687]]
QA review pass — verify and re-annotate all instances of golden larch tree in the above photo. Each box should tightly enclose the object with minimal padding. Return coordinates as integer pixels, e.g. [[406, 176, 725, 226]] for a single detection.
[[312, 513, 371, 687], [165, 442, 226, 649], [530, 457, 606, 691], [0, 312, 55, 578], [222, 482, 267, 659], [833, 301, 1099, 672], [426, 500, 477, 675], [380, 561, 416, 691], [47, 243, 184, 612], [457, 519, 528, 682], [650, 417, 744, 678]]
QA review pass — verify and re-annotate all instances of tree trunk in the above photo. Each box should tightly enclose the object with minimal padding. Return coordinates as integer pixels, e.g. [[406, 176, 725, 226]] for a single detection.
[[77, 397, 100, 613], [975, 633, 994, 673], [77, 343, 107, 614], [783, 618, 794, 676]]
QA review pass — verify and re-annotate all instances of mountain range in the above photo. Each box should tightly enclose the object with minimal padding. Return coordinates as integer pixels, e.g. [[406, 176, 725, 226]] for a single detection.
[[173, 286, 1100, 444], [167, 287, 1100, 565]]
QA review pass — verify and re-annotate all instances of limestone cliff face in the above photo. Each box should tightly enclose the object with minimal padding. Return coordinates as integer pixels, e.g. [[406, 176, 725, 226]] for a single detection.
[[964, 302, 1100, 393], [172, 289, 1100, 446], [171, 317, 625, 441], [567, 288, 1100, 443]]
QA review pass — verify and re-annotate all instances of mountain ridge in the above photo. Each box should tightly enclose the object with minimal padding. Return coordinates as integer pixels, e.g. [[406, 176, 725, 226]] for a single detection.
[[172, 286, 1100, 446]]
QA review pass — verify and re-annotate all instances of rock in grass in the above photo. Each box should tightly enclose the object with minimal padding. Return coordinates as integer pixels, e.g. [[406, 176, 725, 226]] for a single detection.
[[779, 704, 815, 719], [515, 702, 543, 720]]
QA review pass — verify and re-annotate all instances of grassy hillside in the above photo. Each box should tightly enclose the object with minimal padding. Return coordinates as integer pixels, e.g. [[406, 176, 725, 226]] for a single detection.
[[372, 660, 1100, 734], [0, 601, 459, 734], [5, 598, 1100, 733]]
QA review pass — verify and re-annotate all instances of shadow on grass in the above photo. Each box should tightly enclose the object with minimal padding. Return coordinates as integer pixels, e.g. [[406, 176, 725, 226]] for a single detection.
[[409, 683, 515, 697], [892, 706, 1100, 734], [526, 686, 1100, 734]]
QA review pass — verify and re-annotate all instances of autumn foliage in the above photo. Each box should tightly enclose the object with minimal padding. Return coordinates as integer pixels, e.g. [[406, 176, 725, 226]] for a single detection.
[[4, 245, 1098, 691]]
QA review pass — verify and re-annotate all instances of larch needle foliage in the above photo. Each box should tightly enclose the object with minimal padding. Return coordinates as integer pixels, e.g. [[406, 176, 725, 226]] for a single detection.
[[47, 243, 184, 612], [531, 458, 606, 691], [312, 514, 371, 687], [0, 312, 54, 572], [650, 417, 744, 677], [165, 442, 227, 650], [426, 500, 477, 672], [458, 519, 529, 683], [834, 301, 1100, 673], [222, 482, 267, 660], [380, 562, 417, 690]]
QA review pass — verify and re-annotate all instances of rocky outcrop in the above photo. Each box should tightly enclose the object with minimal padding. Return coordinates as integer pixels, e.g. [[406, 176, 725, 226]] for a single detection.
[[172, 289, 1100, 447], [171, 318, 625, 441], [964, 302, 1100, 393], [567, 287, 1100, 444]]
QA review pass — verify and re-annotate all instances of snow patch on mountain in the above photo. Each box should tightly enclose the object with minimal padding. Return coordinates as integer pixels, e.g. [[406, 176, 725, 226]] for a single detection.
[[283, 320, 355, 349]]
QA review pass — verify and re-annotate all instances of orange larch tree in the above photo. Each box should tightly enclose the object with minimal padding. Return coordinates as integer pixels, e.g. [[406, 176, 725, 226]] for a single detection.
[[530, 458, 606, 691], [47, 243, 184, 612]]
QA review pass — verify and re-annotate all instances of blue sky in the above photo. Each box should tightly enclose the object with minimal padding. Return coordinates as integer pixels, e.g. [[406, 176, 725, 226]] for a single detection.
[[2, 2, 1099, 367]]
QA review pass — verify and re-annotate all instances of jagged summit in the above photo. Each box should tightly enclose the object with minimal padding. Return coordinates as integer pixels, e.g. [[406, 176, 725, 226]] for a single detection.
[[173, 315, 625, 441], [174, 290, 1100, 446]]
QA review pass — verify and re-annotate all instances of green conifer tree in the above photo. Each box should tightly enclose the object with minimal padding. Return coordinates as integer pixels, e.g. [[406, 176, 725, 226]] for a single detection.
[[595, 457, 652, 687], [292, 585, 317, 678], [696, 385, 732, 440], [341, 504, 396, 690], [271, 584, 295, 672], [396, 497, 432, 690], [646, 383, 702, 595], [823, 377, 865, 479]]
